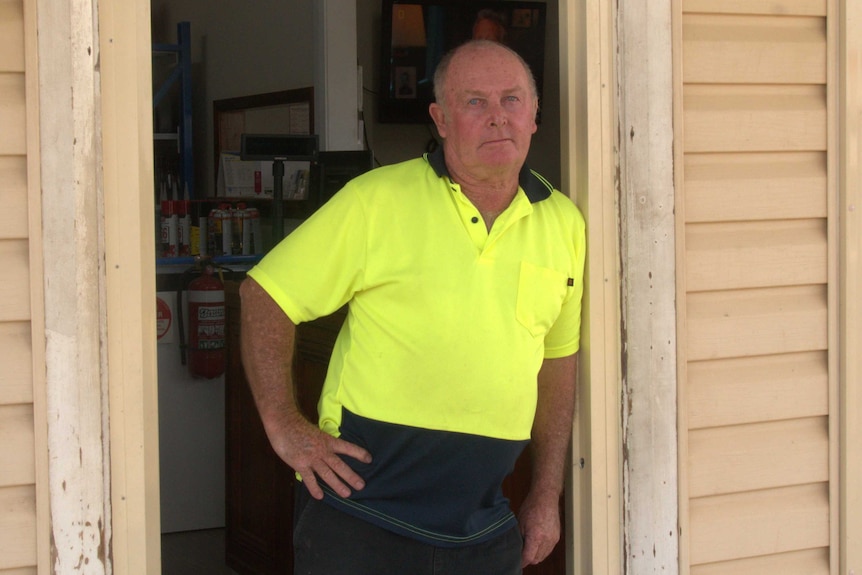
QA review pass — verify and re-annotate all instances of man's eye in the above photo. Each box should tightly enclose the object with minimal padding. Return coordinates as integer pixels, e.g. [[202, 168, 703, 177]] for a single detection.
[[505, 95, 520, 103], [468, 98, 482, 106]]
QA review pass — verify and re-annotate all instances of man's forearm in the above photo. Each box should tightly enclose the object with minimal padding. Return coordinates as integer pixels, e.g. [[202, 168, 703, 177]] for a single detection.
[[238, 277, 371, 499], [530, 353, 578, 500], [519, 353, 578, 566], [239, 277, 302, 440]]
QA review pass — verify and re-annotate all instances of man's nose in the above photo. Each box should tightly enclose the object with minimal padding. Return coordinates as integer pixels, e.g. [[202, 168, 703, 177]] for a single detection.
[[488, 104, 507, 127]]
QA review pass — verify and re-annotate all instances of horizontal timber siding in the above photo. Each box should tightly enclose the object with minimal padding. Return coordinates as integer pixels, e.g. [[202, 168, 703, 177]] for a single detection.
[[678, 1, 833, 573], [0, 0, 38, 573]]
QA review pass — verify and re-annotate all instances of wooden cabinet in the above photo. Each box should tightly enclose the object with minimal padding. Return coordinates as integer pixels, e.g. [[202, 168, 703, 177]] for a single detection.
[[224, 281, 563, 574]]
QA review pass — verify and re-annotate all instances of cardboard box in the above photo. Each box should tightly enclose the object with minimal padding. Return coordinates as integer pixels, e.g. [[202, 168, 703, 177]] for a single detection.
[[216, 152, 310, 199]]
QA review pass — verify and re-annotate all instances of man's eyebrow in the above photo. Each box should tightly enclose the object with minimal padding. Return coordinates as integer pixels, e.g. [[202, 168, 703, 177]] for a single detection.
[[462, 86, 526, 97], [462, 88, 489, 97]]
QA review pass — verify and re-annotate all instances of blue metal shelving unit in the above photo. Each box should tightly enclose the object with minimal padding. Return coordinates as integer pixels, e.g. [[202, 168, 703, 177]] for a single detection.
[[153, 21, 194, 199], [152, 24, 267, 269]]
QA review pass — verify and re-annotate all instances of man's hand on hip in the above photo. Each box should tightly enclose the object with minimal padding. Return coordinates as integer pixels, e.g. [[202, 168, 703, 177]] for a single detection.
[[270, 413, 372, 500]]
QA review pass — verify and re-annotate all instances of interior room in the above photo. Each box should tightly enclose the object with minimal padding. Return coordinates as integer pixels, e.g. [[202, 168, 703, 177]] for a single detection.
[[151, 1, 560, 573]]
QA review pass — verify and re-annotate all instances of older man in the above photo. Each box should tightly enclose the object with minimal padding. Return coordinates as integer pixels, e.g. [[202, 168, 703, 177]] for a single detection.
[[240, 40, 586, 574]]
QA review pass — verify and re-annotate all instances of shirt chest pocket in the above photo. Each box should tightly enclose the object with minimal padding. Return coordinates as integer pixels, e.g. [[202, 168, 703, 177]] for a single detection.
[[515, 261, 568, 338]]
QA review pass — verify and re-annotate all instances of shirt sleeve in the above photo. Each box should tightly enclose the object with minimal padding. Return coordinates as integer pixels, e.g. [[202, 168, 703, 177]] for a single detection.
[[542, 203, 586, 359], [247, 183, 368, 324]]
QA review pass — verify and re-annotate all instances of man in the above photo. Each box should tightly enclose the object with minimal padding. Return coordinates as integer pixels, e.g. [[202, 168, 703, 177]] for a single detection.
[[240, 40, 585, 574], [472, 9, 507, 42]]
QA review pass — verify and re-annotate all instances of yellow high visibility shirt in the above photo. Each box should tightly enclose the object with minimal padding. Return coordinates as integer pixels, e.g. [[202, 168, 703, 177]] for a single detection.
[[247, 149, 585, 546]]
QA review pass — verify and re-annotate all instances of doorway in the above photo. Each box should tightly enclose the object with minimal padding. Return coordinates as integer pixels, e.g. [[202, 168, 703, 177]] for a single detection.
[[151, 1, 568, 572], [103, 0, 621, 573]]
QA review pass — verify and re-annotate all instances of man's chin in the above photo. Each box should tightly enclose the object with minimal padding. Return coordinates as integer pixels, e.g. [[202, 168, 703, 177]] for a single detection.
[[478, 151, 525, 171]]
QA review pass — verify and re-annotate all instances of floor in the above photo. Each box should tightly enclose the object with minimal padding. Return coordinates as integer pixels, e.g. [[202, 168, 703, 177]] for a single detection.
[[161, 528, 240, 575]]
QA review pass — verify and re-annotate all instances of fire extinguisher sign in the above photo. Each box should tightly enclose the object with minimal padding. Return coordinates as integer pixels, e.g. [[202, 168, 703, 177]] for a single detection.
[[193, 301, 226, 349], [156, 296, 173, 342], [189, 291, 226, 350]]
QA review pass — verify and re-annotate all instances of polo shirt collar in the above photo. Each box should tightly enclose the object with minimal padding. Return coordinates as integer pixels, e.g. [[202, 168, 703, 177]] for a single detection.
[[425, 146, 552, 204]]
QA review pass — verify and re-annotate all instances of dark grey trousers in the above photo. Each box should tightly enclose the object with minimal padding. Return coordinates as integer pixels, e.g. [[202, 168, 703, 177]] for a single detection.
[[293, 497, 523, 575]]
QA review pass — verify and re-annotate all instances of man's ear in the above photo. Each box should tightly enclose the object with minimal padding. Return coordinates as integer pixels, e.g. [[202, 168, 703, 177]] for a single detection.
[[531, 98, 539, 134], [428, 103, 447, 138]]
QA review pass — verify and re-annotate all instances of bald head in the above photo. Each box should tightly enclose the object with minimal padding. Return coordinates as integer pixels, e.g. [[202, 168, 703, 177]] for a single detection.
[[432, 40, 538, 111]]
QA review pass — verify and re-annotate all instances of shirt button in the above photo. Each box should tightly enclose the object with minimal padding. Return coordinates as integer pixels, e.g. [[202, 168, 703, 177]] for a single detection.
[[471, 216, 479, 224]]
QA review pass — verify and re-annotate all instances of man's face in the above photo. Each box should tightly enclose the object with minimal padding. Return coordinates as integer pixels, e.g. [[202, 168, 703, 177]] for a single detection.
[[429, 44, 538, 182], [472, 19, 505, 42]]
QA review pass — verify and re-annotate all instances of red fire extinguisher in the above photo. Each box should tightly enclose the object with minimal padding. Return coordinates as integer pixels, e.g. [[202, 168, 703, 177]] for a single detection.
[[185, 265, 226, 379]]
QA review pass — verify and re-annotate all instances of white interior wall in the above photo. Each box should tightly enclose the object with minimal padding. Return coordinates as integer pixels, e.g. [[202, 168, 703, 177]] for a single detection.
[[314, 1, 362, 151]]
